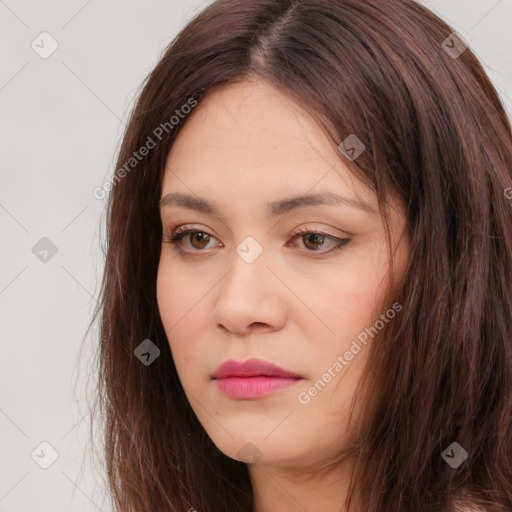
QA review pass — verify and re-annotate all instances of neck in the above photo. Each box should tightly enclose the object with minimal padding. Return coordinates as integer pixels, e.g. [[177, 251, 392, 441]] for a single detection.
[[248, 455, 355, 512]]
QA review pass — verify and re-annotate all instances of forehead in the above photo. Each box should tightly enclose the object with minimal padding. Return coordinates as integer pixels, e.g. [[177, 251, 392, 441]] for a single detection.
[[161, 78, 373, 204]]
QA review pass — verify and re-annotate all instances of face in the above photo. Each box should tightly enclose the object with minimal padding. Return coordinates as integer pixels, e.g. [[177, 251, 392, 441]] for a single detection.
[[156, 78, 409, 468]]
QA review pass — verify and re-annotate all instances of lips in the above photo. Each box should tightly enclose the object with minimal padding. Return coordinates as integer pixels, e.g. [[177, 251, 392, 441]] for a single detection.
[[212, 357, 302, 380], [212, 357, 303, 399]]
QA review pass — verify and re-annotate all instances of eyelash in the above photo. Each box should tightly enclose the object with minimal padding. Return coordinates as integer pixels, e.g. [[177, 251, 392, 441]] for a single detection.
[[162, 226, 350, 255]]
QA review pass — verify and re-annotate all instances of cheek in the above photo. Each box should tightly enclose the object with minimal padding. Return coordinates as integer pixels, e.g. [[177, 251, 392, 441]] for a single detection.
[[297, 251, 392, 399], [156, 265, 206, 368], [307, 254, 390, 333], [156, 260, 206, 329], [157, 261, 227, 404]]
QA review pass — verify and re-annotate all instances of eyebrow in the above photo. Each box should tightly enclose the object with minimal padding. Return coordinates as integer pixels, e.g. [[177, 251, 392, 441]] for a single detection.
[[159, 191, 376, 218]]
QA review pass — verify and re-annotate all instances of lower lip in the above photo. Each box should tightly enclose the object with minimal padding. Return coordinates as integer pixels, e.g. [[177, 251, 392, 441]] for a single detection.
[[214, 376, 302, 399]]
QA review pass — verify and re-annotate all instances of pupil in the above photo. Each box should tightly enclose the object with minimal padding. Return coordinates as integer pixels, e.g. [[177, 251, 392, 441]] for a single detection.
[[305, 233, 323, 249], [192, 232, 209, 248]]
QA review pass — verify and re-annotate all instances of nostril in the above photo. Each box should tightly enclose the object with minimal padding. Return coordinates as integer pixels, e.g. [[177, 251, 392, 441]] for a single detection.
[[250, 322, 266, 328]]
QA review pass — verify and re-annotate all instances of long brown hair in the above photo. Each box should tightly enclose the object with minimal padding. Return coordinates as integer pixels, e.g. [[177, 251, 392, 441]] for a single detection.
[[88, 0, 512, 510]]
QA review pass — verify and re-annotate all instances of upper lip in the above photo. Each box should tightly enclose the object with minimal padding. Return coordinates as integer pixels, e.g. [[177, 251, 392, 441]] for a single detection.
[[212, 357, 302, 379]]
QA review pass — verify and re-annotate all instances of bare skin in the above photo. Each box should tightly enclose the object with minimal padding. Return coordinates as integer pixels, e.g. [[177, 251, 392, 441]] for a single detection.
[[156, 77, 409, 512]]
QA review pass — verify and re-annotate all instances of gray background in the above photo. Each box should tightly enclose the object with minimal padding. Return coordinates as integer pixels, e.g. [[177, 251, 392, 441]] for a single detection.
[[1, 1, 511, 511]]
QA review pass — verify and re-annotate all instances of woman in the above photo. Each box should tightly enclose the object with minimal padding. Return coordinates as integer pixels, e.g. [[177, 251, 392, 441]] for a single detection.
[[90, 0, 512, 511]]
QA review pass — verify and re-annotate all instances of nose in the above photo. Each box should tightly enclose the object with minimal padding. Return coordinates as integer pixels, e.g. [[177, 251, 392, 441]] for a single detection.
[[211, 249, 287, 336]]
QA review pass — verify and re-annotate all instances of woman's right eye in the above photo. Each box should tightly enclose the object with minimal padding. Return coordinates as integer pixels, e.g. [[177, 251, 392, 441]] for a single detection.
[[163, 228, 219, 252]]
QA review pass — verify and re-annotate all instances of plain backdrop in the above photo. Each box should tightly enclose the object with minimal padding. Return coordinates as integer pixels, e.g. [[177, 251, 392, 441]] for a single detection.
[[1, 1, 511, 511]]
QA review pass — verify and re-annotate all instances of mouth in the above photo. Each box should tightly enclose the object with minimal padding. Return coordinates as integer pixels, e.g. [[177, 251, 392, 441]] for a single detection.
[[211, 358, 304, 399], [213, 375, 303, 399]]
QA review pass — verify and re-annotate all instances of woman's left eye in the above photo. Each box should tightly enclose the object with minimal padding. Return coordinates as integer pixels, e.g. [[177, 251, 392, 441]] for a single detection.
[[162, 227, 350, 254], [290, 228, 350, 252]]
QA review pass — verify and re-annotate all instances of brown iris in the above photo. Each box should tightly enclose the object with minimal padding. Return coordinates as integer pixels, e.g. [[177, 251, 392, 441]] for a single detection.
[[301, 232, 326, 251], [189, 232, 211, 249]]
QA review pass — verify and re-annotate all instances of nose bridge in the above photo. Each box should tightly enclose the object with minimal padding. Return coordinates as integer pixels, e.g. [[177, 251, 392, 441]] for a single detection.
[[221, 237, 269, 303], [212, 237, 285, 333]]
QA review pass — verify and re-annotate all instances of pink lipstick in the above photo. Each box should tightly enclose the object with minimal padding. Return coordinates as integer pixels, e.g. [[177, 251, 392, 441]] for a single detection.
[[212, 358, 303, 399]]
